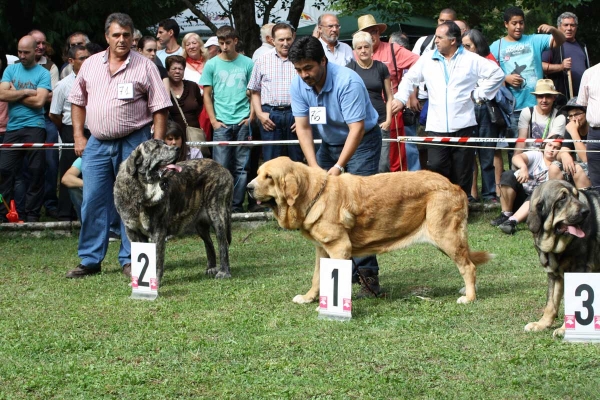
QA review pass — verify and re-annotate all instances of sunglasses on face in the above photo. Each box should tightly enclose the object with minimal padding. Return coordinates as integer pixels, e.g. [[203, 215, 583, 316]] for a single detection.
[[568, 112, 584, 119]]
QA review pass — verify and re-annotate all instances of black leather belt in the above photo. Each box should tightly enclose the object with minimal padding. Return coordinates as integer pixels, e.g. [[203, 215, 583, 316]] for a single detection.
[[269, 105, 292, 111]]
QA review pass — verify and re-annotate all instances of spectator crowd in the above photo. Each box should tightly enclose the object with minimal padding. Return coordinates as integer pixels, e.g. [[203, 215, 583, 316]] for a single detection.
[[0, 7, 599, 284]]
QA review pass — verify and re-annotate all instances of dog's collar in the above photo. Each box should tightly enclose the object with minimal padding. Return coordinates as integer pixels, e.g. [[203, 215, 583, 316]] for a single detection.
[[305, 176, 327, 216]]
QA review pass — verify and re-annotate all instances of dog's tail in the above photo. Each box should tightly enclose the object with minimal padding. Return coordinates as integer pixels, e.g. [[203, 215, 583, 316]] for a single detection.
[[469, 251, 494, 266]]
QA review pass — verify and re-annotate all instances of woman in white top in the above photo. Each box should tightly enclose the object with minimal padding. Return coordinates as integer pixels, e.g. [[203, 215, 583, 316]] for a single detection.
[[181, 33, 209, 85]]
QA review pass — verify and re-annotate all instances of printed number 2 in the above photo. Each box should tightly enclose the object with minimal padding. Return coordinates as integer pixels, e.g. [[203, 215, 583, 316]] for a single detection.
[[137, 253, 150, 287], [575, 284, 595, 326], [331, 268, 339, 307]]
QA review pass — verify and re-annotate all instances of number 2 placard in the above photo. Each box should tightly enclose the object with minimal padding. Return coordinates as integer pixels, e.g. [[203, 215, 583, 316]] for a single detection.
[[319, 258, 352, 321], [131, 242, 158, 301], [564, 273, 600, 342]]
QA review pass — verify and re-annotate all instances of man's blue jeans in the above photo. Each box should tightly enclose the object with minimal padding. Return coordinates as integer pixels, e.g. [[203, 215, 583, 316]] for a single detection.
[[403, 123, 421, 171], [260, 105, 303, 162], [213, 123, 251, 212], [78, 126, 151, 268], [44, 116, 59, 213], [316, 126, 382, 273], [474, 103, 499, 200]]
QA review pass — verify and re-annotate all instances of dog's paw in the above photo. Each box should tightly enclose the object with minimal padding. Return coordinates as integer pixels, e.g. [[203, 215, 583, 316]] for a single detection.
[[458, 284, 478, 295], [552, 327, 566, 338], [456, 295, 475, 304], [524, 322, 550, 332], [292, 294, 313, 304], [214, 271, 231, 279]]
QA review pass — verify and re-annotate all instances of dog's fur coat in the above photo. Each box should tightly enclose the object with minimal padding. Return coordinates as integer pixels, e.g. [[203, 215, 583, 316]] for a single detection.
[[247, 157, 492, 304], [114, 139, 234, 283], [526, 180, 600, 337]]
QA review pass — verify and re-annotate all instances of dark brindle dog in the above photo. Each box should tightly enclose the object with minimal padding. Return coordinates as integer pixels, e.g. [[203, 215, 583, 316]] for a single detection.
[[114, 139, 234, 284], [525, 180, 600, 337]]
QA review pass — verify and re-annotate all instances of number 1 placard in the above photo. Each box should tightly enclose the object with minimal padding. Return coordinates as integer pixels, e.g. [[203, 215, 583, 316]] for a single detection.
[[130, 242, 158, 301], [318, 258, 352, 321], [564, 273, 600, 342]]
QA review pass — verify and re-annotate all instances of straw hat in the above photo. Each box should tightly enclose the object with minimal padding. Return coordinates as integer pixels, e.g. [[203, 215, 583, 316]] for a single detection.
[[355, 15, 387, 35], [530, 79, 561, 96]]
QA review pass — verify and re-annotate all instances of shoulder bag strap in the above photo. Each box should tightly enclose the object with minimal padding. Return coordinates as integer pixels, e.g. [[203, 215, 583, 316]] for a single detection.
[[170, 89, 189, 128]]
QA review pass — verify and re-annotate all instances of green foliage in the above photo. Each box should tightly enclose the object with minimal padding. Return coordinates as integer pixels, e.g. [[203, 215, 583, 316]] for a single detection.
[[329, 0, 599, 63], [1, 214, 600, 397], [0, 0, 183, 56]]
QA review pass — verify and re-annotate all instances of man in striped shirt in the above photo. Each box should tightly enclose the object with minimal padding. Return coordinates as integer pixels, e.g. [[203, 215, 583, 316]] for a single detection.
[[248, 22, 302, 163], [65, 13, 171, 279]]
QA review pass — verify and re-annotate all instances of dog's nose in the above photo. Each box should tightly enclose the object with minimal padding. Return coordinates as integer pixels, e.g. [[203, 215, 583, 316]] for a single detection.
[[580, 206, 590, 220]]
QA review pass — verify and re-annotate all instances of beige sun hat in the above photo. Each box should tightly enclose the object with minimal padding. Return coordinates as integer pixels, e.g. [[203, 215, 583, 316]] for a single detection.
[[355, 14, 387, 35], [530, 79, 562, 96]]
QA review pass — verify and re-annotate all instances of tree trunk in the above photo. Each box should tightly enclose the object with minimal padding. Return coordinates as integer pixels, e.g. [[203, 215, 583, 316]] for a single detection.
[[231, 0, 261, 57], [286, 0, 306, 29]]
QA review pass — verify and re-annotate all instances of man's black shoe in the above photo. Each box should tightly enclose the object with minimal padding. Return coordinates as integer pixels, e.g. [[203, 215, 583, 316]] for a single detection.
[[65, 264, 101, 278]]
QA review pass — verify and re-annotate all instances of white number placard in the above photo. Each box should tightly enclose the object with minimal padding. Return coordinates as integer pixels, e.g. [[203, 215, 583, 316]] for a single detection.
[[564, 273, 600, 342], [318, 258, 352, 321], [130, 242, 158, 301], [309, 107, 326, 125]]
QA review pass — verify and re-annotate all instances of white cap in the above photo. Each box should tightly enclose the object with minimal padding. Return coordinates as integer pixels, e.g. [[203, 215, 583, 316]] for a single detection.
[[204, 36, 219, 48]]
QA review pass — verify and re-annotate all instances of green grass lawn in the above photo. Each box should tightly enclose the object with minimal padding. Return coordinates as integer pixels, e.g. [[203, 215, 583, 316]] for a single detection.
[[1, 211, 599, 399]]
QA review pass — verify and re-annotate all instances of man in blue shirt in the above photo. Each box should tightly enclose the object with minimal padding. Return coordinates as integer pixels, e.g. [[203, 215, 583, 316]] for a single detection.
[[289, 35, 382, 297], [0, 35, 51, 222]]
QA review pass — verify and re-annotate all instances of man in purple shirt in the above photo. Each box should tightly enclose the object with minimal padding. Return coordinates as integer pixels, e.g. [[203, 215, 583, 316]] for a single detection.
[[542, 12, 590, 99]]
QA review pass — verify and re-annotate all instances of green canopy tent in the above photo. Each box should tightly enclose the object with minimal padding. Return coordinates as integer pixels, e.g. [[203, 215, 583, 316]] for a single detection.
[[295, 10, 437, 41]]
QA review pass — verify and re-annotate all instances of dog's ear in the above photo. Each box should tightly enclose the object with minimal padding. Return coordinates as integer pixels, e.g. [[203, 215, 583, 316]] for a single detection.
[[527, 185, 545, 234], [283, 172, 299, 207], [126, 148, 142, 176]]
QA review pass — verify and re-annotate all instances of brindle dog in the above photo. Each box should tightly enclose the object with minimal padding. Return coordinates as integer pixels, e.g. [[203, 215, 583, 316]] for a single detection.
[[526, 180, 600, 337], [114, 139, 234, 284]]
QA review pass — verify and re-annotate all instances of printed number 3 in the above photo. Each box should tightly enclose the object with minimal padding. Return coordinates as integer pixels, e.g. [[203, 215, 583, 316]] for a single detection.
[[575, 284, 595, 325], [137, 253, 150, 287]]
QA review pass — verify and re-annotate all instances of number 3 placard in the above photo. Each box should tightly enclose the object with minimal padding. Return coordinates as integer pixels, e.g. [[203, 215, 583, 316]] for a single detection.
[[564, 273, 600, 342], [131, 242, 158, 301], [319, 258, 352, 321]]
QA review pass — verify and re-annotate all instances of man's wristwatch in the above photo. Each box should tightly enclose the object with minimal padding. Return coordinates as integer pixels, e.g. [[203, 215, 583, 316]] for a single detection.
[[334, 164, 345, 174]]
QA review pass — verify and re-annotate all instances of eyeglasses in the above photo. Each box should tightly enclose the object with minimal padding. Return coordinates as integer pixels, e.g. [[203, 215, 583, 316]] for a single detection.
[[320, 24, 340, 30], [568, 112, 585, 119]]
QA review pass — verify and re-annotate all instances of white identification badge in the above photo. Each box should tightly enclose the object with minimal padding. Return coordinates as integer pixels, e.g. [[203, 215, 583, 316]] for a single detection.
[[130, 242, 158, 300], [117, 83, 134, 100], [563, 273, 600, 342], [318, 258, 352, 321], [309, 107, 326, 125]]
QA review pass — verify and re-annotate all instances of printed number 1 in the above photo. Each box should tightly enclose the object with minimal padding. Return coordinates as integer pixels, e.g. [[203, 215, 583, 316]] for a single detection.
[[575, 284, 595, 325], [137, 253, 150, 287], [331, 268, 339, 307]]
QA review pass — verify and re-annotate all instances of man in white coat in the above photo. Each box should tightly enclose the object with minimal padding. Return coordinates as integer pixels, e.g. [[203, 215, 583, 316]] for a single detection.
[[392, 21, 504, 196]]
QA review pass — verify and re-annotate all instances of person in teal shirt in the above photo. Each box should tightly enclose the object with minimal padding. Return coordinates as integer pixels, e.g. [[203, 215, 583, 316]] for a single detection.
[[200, 26, 254, 213], [490, 6, 565, 159]]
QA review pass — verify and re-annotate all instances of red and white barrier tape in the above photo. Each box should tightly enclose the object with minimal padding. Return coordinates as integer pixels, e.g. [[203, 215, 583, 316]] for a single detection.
[[0, 137, 595, 150]]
